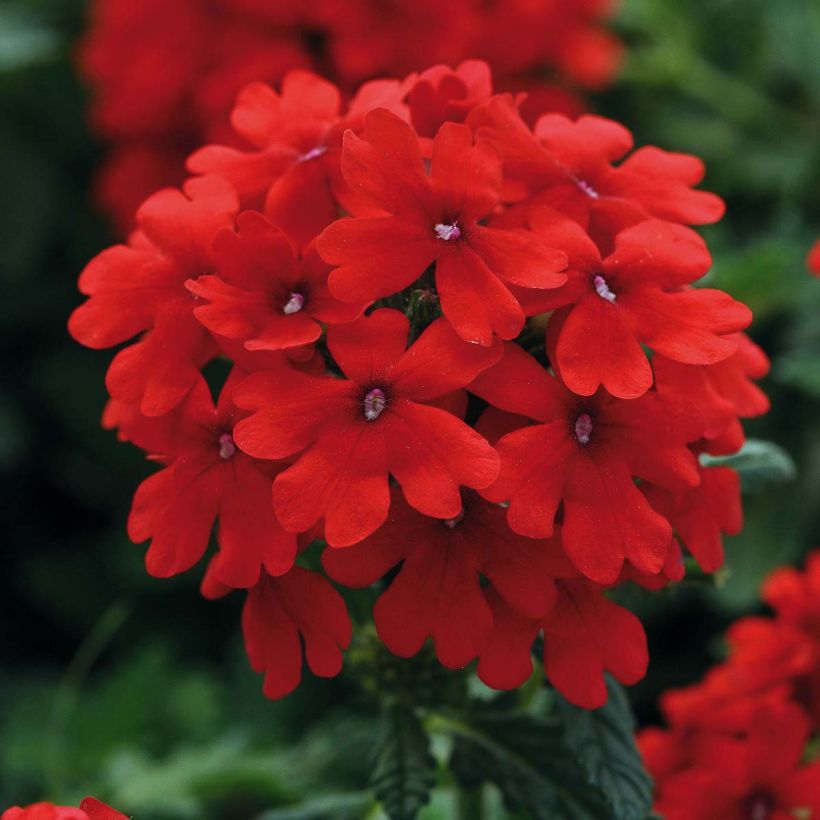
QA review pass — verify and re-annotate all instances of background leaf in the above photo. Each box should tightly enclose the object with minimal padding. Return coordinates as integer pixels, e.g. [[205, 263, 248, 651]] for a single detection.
[[555, 678, 653, 820], [701, 439, 796, 492], [447, 711, 610, 820], [370, 706, 436, 820]]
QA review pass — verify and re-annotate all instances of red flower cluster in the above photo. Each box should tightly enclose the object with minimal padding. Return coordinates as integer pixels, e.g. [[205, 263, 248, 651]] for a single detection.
[[78, 0, 622, 231], [639, 552, 820, 820], [1, 798, 125, 820], [70, 62, 765, 709]]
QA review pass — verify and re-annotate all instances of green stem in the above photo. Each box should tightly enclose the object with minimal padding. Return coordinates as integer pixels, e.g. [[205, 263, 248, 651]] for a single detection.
[[45, 599, 132, 793]]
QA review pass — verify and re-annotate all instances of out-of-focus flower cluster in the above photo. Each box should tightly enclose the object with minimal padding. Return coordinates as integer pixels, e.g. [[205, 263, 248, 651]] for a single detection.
[[1, 798, 125, 820], [69, 61, 766, 709], [639, 551, 820, 819], [78, 0, 622, 231]]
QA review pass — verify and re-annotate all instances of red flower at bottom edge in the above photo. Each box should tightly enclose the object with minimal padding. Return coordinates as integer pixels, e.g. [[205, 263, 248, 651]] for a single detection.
[[1, 798, 126, 820]]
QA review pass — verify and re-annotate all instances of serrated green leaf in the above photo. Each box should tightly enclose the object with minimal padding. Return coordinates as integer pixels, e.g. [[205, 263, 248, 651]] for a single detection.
[[445, 712, 609, 820], [555, 678, 653, 820], [370, 706, 436, 820], [700, 439, 796, 491]]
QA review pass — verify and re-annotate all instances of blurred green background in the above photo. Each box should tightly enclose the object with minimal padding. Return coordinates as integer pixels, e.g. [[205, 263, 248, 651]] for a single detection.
[[1, 0, 818, 816]]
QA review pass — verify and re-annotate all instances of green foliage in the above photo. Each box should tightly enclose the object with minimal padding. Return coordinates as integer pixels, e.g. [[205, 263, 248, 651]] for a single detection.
[[448, 711, 610, 819], [701, 438, 796, 491], [445, 681, 652, 820], [370, 705, 436, 820], [555, 679, 653, 820]]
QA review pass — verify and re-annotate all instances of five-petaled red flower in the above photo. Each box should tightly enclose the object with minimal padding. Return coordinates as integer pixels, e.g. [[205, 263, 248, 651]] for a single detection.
[[233, 309, 501, 545], [318, 109, 567, 345], [470, 343, 701, 583]]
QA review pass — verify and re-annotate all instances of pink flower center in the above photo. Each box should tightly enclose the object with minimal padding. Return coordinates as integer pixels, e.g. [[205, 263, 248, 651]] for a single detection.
[[283, 292, 305, 314], [574, 413, 593, 446], [443, 509, 465, 529], [298, 145, 327, 163], [577, 179, 599, 198], [593, 274, 616, 303], [218, 432, 237, 460], [434, 221, 461, 241], [363, 388, 386, 421]]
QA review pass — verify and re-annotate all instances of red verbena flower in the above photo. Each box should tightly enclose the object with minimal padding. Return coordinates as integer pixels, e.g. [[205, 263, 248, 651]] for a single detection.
[[470, 342, 701, 583], [127, 369, 296, 586], [2, 799, 126, 820], [322, 489, 555, 670], [69, 175, 238, 416], [652, 702, 820, 820], [233, 309, 501, 546], [186, 211, 366, 351], [188, 70, 411, 246], [318, 109, 568, 345], [475, 533, 649, 708], [518, 211, 751, 398], [203, 565, 352, 700], [471, 96, 725, 250]]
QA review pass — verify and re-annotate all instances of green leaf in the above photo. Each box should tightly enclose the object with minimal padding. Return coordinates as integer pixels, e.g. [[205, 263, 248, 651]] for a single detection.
[[255, 792, 372, 820], [370, 705, 436, 820], [555, 678, 653, 820], [700, 439, 796, 491], [446, 712, 610, 820]]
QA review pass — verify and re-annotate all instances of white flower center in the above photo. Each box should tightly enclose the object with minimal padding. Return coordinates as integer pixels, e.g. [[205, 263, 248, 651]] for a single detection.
[[283, 292, 305, 315], [363, 388, 386, 421], [593, 274, 616, 303], [574, 413, 593, 446], [218, 433, 237, 460], [434, 222, 461, 241]]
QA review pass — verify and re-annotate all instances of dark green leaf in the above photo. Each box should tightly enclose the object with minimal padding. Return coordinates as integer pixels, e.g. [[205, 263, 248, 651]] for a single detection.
[[447, 712, 609, 820], [370, 705, 436, 820], [555, 678, 653, 820], [700, 439, 796, 491]]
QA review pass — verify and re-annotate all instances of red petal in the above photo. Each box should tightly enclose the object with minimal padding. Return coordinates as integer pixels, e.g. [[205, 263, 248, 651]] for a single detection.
[[469, 342, 568, 421], [321, 215, 436, 303], [476, 590, 540, 690], [129, 461, 220, 578], [555, 297, 654, 399], [136, 176, 238, 276], [562, 456, 671, 583], [264, 158, 338, 249], [233, 367, 351, 460], [385, 400, 500, 519], [341, 108, 434, 217], [391, 317, 502, 401], [326, 308, 410, 384], [430, 122, 502, 223], [469, 224, 567, 288], [436, 246, 525, 345], [623, 287, 752, 365], [273, 417, 390, 546], [542, 580, 648, 708], [487, 421, 573, 538]]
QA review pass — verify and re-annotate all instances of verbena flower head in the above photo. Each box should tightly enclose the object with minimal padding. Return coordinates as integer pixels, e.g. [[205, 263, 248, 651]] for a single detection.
[[70, 61, 766, 710]]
